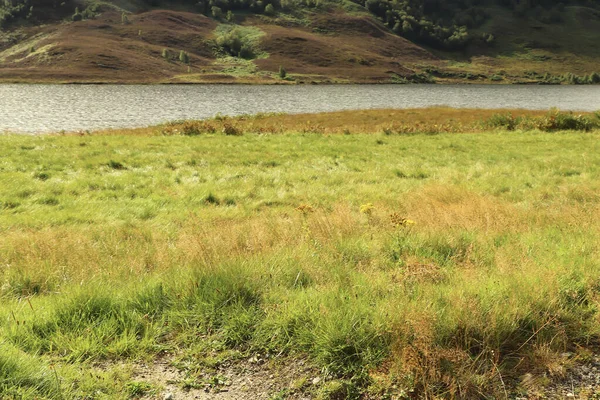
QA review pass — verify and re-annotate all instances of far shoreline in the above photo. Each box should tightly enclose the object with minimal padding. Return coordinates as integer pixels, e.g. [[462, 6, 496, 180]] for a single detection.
[[0, 79, 580, 85]]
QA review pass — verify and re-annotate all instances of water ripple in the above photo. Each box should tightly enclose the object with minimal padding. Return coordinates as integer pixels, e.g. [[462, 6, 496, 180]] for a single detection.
[[1, 84, 599, 133]]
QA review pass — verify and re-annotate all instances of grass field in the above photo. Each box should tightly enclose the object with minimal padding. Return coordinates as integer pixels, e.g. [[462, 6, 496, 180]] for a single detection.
[[2, 109, 600, 398]]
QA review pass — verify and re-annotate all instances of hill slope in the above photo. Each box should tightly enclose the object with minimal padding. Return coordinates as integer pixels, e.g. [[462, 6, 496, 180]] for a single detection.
[[1, 0, 600, 83]]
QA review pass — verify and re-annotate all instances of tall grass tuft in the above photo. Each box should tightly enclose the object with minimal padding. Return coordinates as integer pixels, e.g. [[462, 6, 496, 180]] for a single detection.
[[0, 344, 61, 398]]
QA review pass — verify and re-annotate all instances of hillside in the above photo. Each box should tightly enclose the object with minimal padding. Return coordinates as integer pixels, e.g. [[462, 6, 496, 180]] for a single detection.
[[1, 0, 600, 83]]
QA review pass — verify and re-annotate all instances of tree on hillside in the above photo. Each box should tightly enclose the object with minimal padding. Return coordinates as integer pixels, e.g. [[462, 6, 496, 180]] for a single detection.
[[179, 50, 189, 64], [211, 5, 223, 18], [72, 6, 82, 21]]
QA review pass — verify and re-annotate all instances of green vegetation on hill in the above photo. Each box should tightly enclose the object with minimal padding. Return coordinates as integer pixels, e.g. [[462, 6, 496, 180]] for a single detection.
[[2, 110, 600, 398], [214, 24, 266, 59], [359, 0, 600, 49]]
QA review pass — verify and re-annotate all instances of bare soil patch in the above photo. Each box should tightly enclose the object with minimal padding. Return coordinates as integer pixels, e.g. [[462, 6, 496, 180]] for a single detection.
[[133, 355, 320, 400]]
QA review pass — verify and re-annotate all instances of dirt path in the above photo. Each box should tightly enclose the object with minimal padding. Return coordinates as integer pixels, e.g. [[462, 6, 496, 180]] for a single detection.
[[132, 351, 600, 399], [134, 355, 320, 400]]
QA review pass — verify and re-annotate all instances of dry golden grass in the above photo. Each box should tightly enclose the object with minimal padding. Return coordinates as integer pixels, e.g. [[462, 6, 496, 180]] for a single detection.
[[82, 107, 573, 137]]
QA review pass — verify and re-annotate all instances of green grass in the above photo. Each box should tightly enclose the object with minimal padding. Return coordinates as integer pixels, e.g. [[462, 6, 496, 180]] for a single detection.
[[213, 24, 268, 59], [2, 126, 600, 397]]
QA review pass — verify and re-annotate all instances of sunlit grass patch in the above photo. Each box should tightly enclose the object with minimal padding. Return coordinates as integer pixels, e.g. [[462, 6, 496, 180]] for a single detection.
[[1, 118, 600, 398]]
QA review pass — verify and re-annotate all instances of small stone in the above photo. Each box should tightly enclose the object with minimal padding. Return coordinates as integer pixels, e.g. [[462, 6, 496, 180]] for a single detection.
[[164, 393, 174, 400], [312, 377, 321, 385], [566, 393, 574, 398]]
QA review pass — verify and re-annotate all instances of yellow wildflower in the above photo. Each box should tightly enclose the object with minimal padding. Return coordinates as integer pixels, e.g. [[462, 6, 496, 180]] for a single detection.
[[390, 213, 415, 228], [360, 203, 375, 215]]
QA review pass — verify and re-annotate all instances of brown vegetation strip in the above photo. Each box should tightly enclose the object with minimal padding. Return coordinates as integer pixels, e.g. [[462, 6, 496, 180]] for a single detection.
[[70, 108, 587, 136]]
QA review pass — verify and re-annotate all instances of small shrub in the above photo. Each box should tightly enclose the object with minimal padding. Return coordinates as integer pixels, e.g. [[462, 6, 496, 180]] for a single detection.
[[222, 123, 242, 136], [238, 44, 254, 59], [215, 27, 262, 59], [81, 3, 100, 19], [205, 192, 220, 204], [72, 7, 82, 21], [563, 72, 578, 85], [33, 171, 50, 181], [180, 121, 202, 136], [161, 48, 170, 60], [179, 50, 189, 64], [211, 6, 223, 19], [535, 110, 598, 131], [485, 110, 599, 132], [226, 10, 235, 22], [279, 65, 287, 79], [121, 12, 129, 24], [107, 160, 126, 170], [217, 29, 244, 57], [264, 3, 275, 15], [485, 113, 521, 130], [160, 121, 218, 136]]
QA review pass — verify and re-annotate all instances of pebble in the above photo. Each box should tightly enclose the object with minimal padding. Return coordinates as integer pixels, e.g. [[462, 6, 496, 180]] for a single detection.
[[312, 377, 321, 385], [164, 393, 174, 400]]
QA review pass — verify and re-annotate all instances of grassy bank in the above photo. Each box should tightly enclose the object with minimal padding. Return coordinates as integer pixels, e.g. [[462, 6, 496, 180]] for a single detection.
[[2, 110, 600, 398]]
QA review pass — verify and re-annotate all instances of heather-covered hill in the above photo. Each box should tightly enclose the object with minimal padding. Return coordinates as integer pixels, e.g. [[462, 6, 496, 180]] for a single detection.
[[1, 0, 600, 83]]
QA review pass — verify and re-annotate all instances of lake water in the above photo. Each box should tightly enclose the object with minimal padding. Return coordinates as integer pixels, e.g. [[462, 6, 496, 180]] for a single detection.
[[1, 84, 599, 133]]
